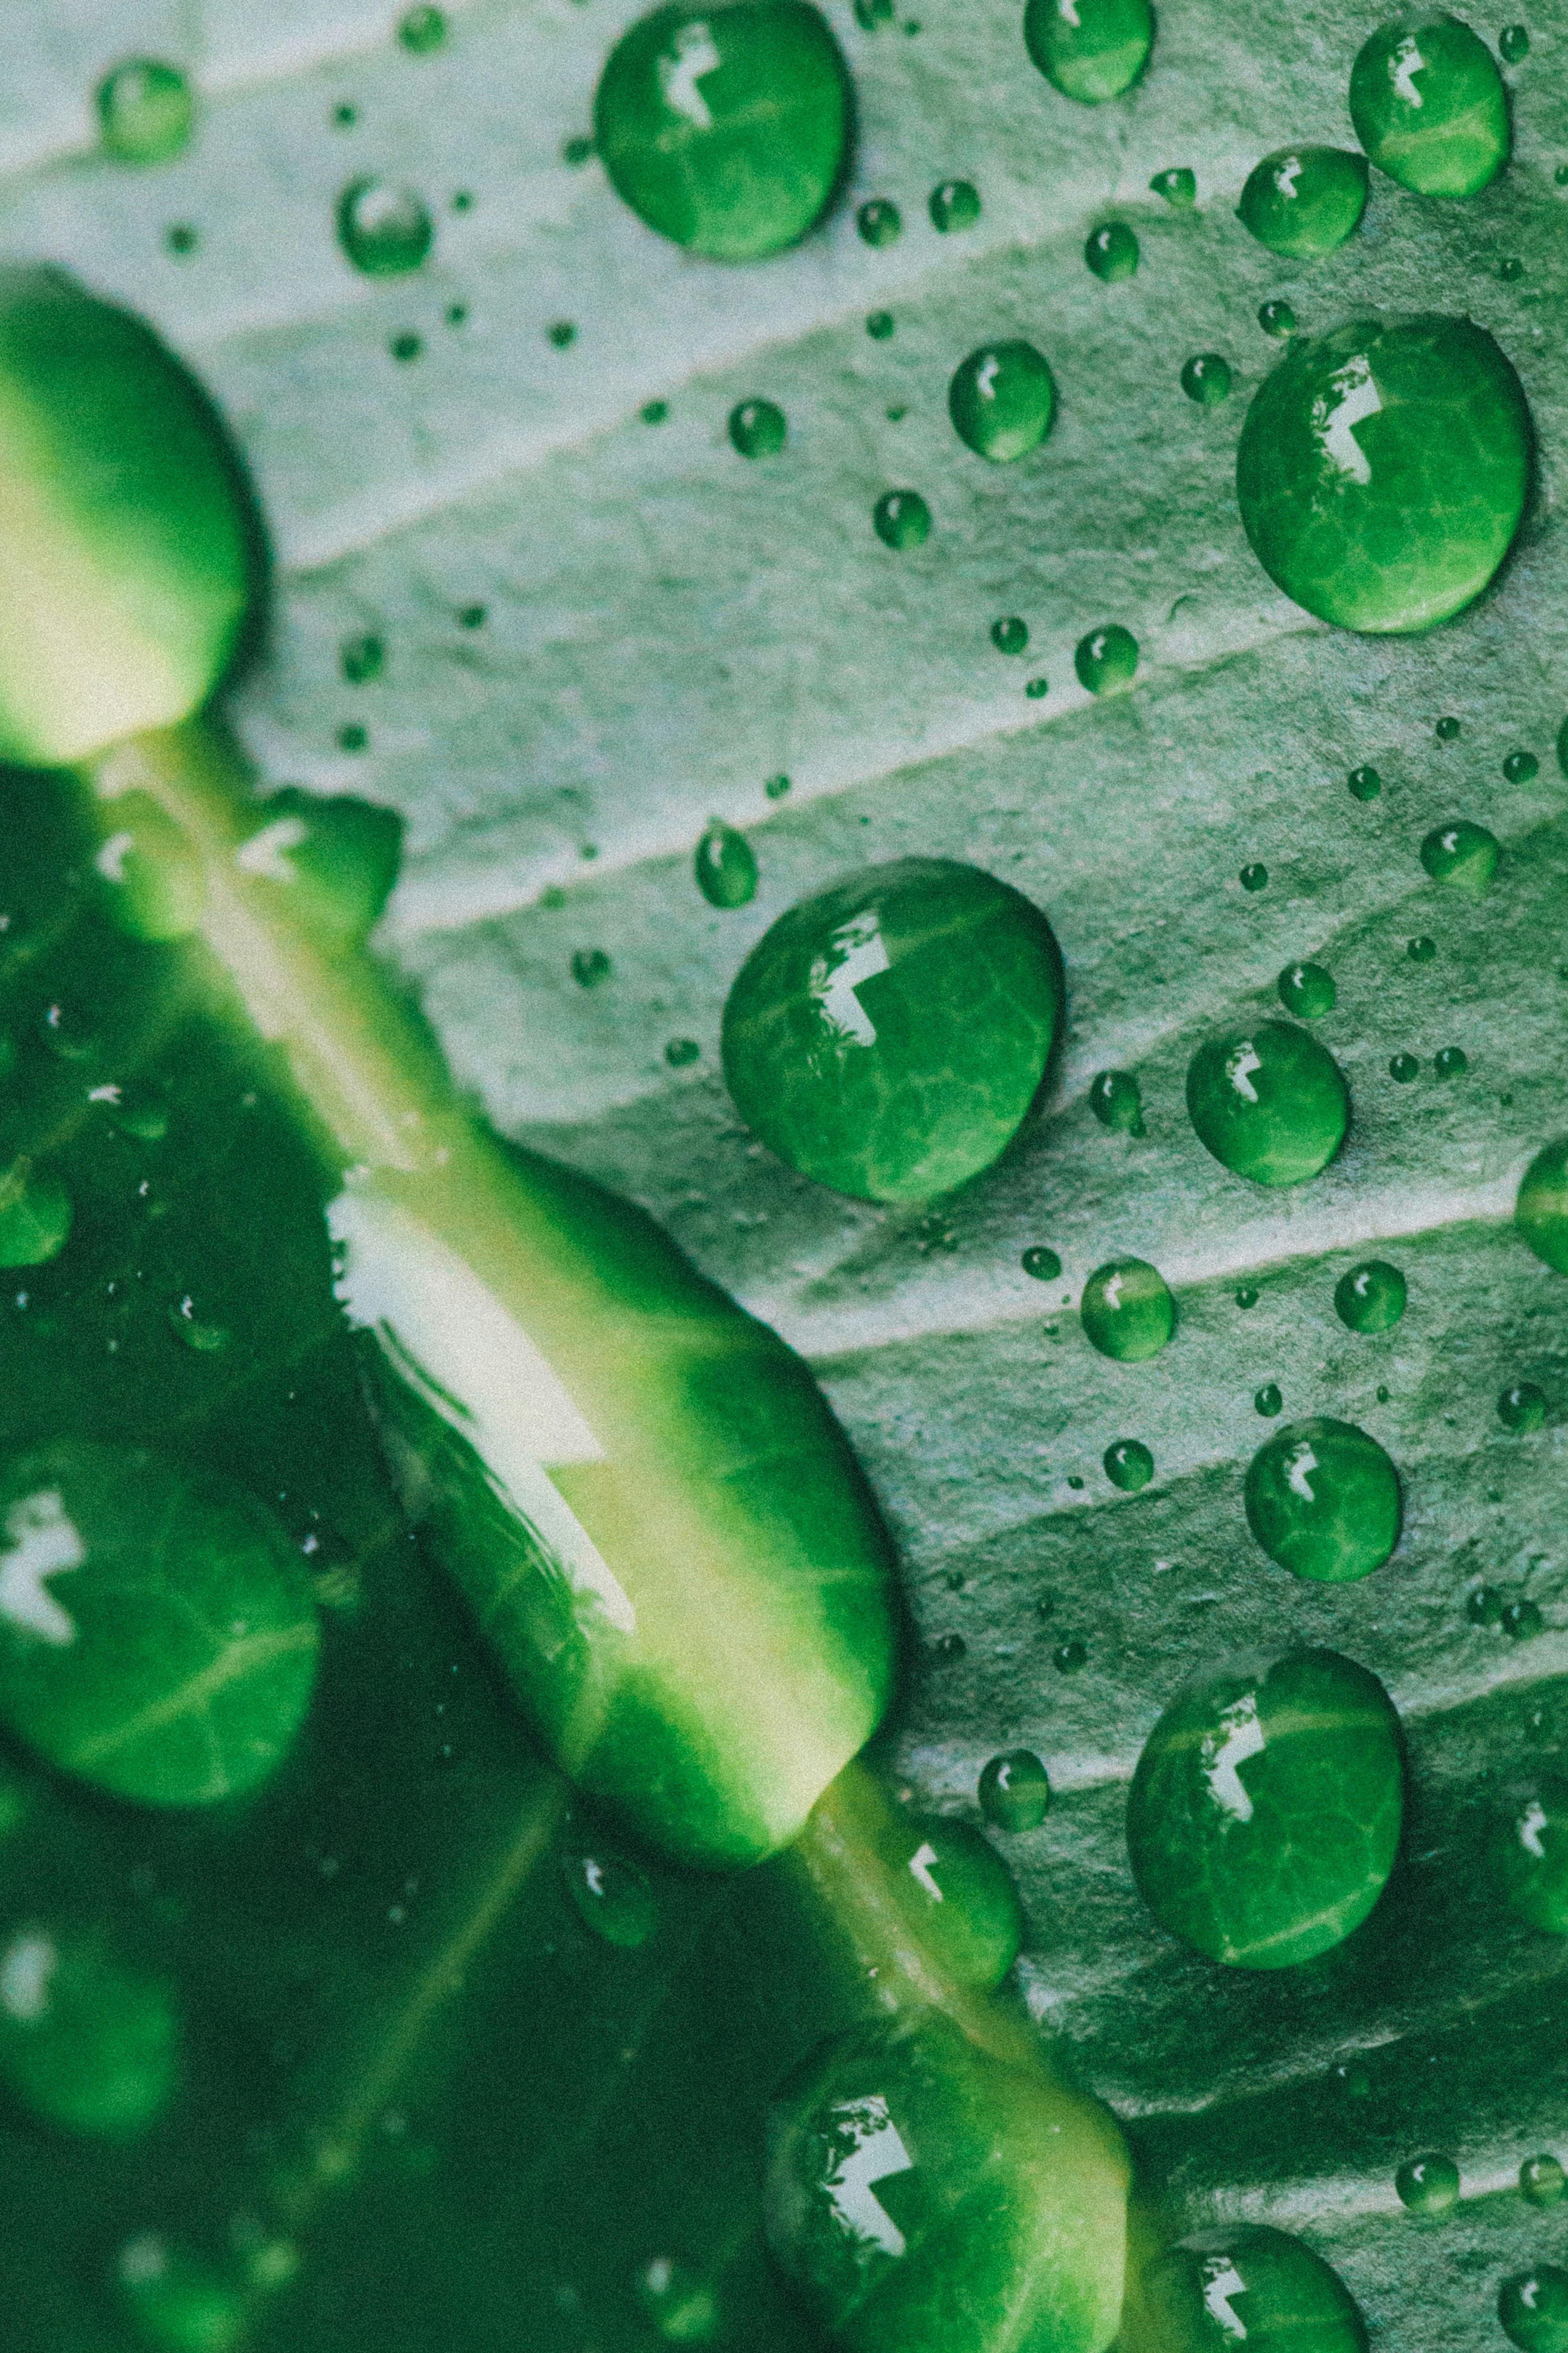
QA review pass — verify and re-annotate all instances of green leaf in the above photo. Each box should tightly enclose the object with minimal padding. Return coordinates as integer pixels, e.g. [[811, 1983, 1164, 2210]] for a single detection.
[[0, 3, 1564, 2350]]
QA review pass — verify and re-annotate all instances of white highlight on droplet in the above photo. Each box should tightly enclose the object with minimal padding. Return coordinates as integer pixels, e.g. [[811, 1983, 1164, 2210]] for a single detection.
[[94, 832, 135, 885], [1227, 1044, 1263, 1104], [824, 2095, 915, 2257], [906, 1840, 944, 1901], [1314, 355, 1382, 486], [0, 1490, 85, 1646], [1274, 155, 1302, 200], [659, 21, 721, 126], [1201, 2258, 1251, 2338], [1519, 1799, 1549, 1860], [1202, 1693, 1265, 1825], [976, 353, 1000, 401], [0, 1930, 56, 2022], [236, 816, 308, 885], [811, 911, 890, 1048], [1391, 32, 1425, 106], [1285, 1441, 1319, 1502]]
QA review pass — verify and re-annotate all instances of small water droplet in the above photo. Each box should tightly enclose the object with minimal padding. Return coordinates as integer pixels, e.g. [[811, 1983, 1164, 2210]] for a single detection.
[[1239, 861, 1269, 892], [694, 822, 757, 909], [1236, 1285, 1260, 1309], [873, 490, 931, 549], [856, 197, 901, 246], [164, 222, 198, 257], [728, 398, 786, 457], [641, 398, 670, 424], [1335, 1260, 1406, 1334], [1104, 1438, 1154, 1491], [97, 59, 194, 163], [978, 1750, 1050, 1833], [1054, 1639, 1088, 1673], [1467, 1583, 1505, 1625], [764, 772, 792, 801], [1245, 1416, 1401, 1581], [1025, 675, 1049, 699], [1521, 2155, 1566, 2208], [1258, 298, 1298, 338], [1180, 352, 1232, 406], [1277, 960, 1335, 1017], [333, 102, 358, 127], [0, 1170, 71, 1271], [1503, 749, 1539, 782], [571, 949, 611, 989], [561, 1847, 655, 1947], [929, 180, 980, 233], [865, 309, 895, 340], [1498, 254, 1524, 281], [117, 2236, 243, 2351], [1150, 167, 1196, 206], [1021, 1245, 1061, 1281], [1499, 1381, 1548, 1433], [1348, 763, 1381, 800], [930, 1630, 966, 1662], [664, 1038, 700, 1069], [1499, 22, 1530, 59], [1396, 2153, 1459, 2216], [1025, 0, 1152, 98], [1434, 1044, 1468, 1079], [1390, 1051, 1420, 1083], [990, 617, 1029, 656], [1436, 714, 1462, 741], [1505, 1597, 1545, 1642], [562, 133, 595, 165], [633, 2255, 718, 2344], [340, 632, 384, 685], [1080, 1258, 1174, 1362], [1407, 934, 1436, 962], [1238, 144, 1368, 257], [336, 177, 434, 274], [546, 320, 577, 349], [949, 341, 1056, 462], [1088, 1069, 1145, 1135], [1254, 1383, 1283, 1418], [398, 4, 448, 53], [389, 330, 423, 362], [169, 1293, 231, 1353], [1085, 220, 1138, 280], [1423, 819, 1500, 894], [1074, 624, 1138, 695]]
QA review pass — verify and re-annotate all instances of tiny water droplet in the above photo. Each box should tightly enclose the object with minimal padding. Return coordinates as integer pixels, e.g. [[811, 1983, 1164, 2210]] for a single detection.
[[546, 319, 577, 349], [1503, 749, 1539, 783], [336, 723, 368, 754], [1277, 961, 1335, 1017], [1499, 22, 1530, 59], [336, 178, 434, 275], [1074, 624, 1138, 695], [399, 5, 448, 53], [1104, 1438, 1154, 1491], [1396, 2153, 1459, 2216], [695, 822, 757, 908], [561, 1846, 655, 1947], [1237, 145, 1368, 257], [1080, 1258, 1174, 1362], [1467, 1583, 1505, 1625], [978, 1748, 1050, 1831], [1522, 2155, 1566, 2208], [459, 602, 487, 628], [1434, 1044, 1468, 1079], [1348, 763, 1381, 800], [1335, 1260, 1406, 1334], [873, 490, 931, 549], [990, 617, 1028, 656], [1025, 675, 1049, 699], [1150, 166, 1196, 205], [1089, 1070, 1145, 1134], [563, 133, 595, 164], [1021, 1245, 1061, 1280], [1390, 1052, 1419, 1083], [641, 398, 670, 424], [1054, 1638, 1088, 1673], [1186, 1022, 1349, 1185], [389, 331, 423, 362], [1085, 221, 1138, 280], [929, 180, 980, 233], [1499, 1381, 1548, 1433], [1245, 1416, 1401, 1581], [1240, 861, 1269, 892], [856, 198, 901, 246], [1254, 1383, 1283, 1417], [340, 632, 384, 685], [1180, 352, 1232, 406], [664, 1038, 700, 1068], [97, 60, 194, 163], [571, 949, 611, 989], [1236, 1285, 1260, 1309], [1436, 714, 1462, 741], [1258, 298, 1298, 338], [728, 397, 786, 457], [1407, 934, 1436, 962], [1497, 254, 1524, 281], [169, 1294, 231, 1353], [164, 222, 198, 256], [1504, 1597, 1545, 1641], [764, 772, 792, 801], [930, 1631, 966, 1662], [865, 309, 895, 340], [949, 341, 1056, 462]]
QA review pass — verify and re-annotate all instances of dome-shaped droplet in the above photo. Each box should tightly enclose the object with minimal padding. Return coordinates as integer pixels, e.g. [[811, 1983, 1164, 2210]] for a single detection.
[[1022, 0, 1153, 102], [594, 0, 853, 261], [873, 490, 931, 549], [1335, 1260, 1406, 1333], [1350, 14, 1509, 197], [929, 179, 980, 233], [1085, 220, 1138, 279], [561, 1845, 656, 1947], [1390, 1051, 1419, 1083], [1421, 818, 1499, 891], [1522, 2156, 1567, 2208], [1497, 1780, 1568, 1932], [721, 859, 1063, 1203], [0, 1167, 71, 1269], [1075, 624, 1138, 694], [1146, 2222, 1370, 2351], [1104, 1438, 1154, 1491], [0, 1926, 179, 2137], [979, 1749, 1050, 1831], [1518, 1137, 1568, 1272], [0, 1443, 320, 1806], [948, 341, 1056, 462], [117, 2235, 243, 2353], [1180, 352, 1232, 406], [1503, 749, 1539, 783], [1151, 166, 1196, 205], [1499, 1381, 1547, 1432], [1278, 960, 1336, 1017], [1245, 1417, 1401, 1581], [1237, 146, 1369, 257], [97, 60, 194, 163], [1236, 314, 1530, 633], [1499, 2266, 1568, 2353], [634, 2255, 719, 2344], [729, 397, 786, 456], [1259, 298, 1298, 338], [336, 177, 434, 275], [875, 1811, 1023, 1985], [234, 789, 403, 948], [1186, 1021, 1349, 1187], [1128, 1648, 1403, 1967], [1396, 2152, 1459, 2215], [1254, 1382, 1283, 1418], [695, 821, 757, 908], [1089, 1069, 1144, 1133], [1021, 1245, 1061, 1280], [1080, 1258, 1174, 1362], [400, 5, 449, 52], [990, 617, 1029, 655], [1348, 763, 1381, 799], [856, 198, 901, 247]]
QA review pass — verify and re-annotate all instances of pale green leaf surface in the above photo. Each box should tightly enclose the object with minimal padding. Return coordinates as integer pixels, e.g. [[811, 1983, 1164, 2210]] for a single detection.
[[1, 0, 1566, 2346]]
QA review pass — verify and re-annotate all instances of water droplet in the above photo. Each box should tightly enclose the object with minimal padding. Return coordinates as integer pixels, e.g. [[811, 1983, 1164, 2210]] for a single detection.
[[340, 632, 384, 685], [1499, 2268, 1568, 2353], [1277, 961, 1336, 1018], [1376, 1383, 1391, 1403], [1080, 1258, 1174, 1363], [930, 1630, 966, 1662], [1236, 1285, 1259, 1309], [641, 397, 670, 423], [1499, 1380, 1548, 1433], [978, 1748, 1050, 1832], [876, 1811, 1022, 1983], [1237, 145, 1369, 256], [1522, 2155, 1566, 2208], [42, 1002, 97, 1065], [333, 102, 358, 128], [721, 860, 1063, 1202], [94, 791, 205, 942], [1180, 352, 1232, 406], [1104, 1438, 1154, 1492], [1407, 934, 1436, 962], [115, 1084, 169, 1144], [164, 223, 198, 257], [1021, 1245, 1062, 1280], [1254, 1383, 1283, 1418], [546, 319, 577, 350], [1186, 1022, 1349, 1187], [117, 2235, 242, 2352], [1348, 763, 1381, 800], [928, 179, 980, 232], [1350, 14, 1509, 196], [1335, 1260, 1406, 1334], [1498, 1779, 1568, 1931], [0, 1168, 71, 1271], [633, 2255, 718, 2344], [1236, 315, 1530, 632], [236, 789, 402, 948], [1421, 818, 1499, 891], [856, 198, 901, 246], [664, 1037, 701, 1069], [1331, 2056, 1373, 2099], [572, 948, 612, 988], [1434, 1044, 1468, 1079], [389, 330, 423, 362], [399, 5, 448, 53], [1089, 1069, 1145, 1134], [1518, 1137, 1568, 1271], [764, 771, 792, 800], [594, 1, 852, 260], [1499, 22, 1530, 59], [948, 341, 1056, 462], [866, 309, 895, 340], [336, 177, 434, 275], [1148, 2224, 1370, 2349], [694, 821, 757, 909], [1025, 675, 1049, 698], [1074, 624, 1138, 695], [97, 60, 194, 163], [168, 1293, 232, 1353], [1150, 166, 1196, 205], [1258, 298, 1298, 338], [563, 132, 595, 164], [1024, 0, 1152, 98], [561, 1846, 655, 1947], [1501, 252, 1523, 278], [1240, 861, 1269, 892], [1468, 1583, 1505, 1625], [991, 616, 1029, 655], [0, 1925, 179, 2139], [1084, 220, 1139, 280], [1395, 2152, 1459, 2216], [1390, 1051, 1419, 1083], [1504, 1597, 1544, 1641], [0, 1443, 318, 1806], [1435, 714, 1463, 742], [872, 490, 931, 549], [728, 397, 786, 458], [1054, 1639, 1088, 1673], [1245, 1417, 1401, 1582]]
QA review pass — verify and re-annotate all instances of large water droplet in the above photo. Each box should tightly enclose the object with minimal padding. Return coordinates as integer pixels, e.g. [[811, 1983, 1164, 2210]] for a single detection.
[[1186, 1022, 1349, 1187], [1237, 145, 1368, 256], [1335, 1260, 1406, 1333], [1421, 818, 1499, 891], [117, 2235, 243, 2353], [1022, 0, 1152, 101], [561, 1845, 656, 1947], [1085, 220, 1139, 279], [1075, 624, 1138, 694], [1497, 1779, 1568, 1933], [97, 60, 194, 163], [1499, 2266, 1568, 2353], [1104, 1437, 1154, 1491], [876, 1811, 1023, 1985], [1244, 1417, 1401, 1581], [1080, 1258, 1174, 1362], [0, 1443, 320, 1807], [1518, 1137, 1568, 1271], [0, 1166, 71, 1270], [235, 790, 402, 947], [1146, 2222, 1370, 2351], [721, 859, 1063, 1202], [948, 341, 1056, 462], [1236, 315, 1530, 632], [1396, 2152, 1459, 2215], [1128, 1648, 1403, 1967], [978, 1749, 1050, 1831], [336, 177, 434, 275], [1350, 13, 1509, 196], [0, 1927, 179, 2137], [695, 821, 757, 908], [594, 0, 852, 260]]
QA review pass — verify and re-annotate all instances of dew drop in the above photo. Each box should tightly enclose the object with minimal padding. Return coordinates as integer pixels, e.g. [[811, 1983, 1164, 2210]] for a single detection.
[[1277, 961, 1335, 1018], [1390, 1052, 1419, 1083], [0, 1927, 179, 2138], [865, 309, 895, 340], [0, 1169, 71, 1270], [117, 2235, 243, 2353], [695, 821, 757, 909], [1240, 861, 1269, 892], [978, 1748, 1050, 1831], [1186, 1022, 1349, 1187], [594, 0, 853, 260], [1407, 934, 1436, 962], [1085, 221, 1138, 280], [877, 1811, 1022, 1984], [929, 179, 980, 232], [1181, 352, 1232, 406], [856, 198, 901, 246], [169, 1293, 231, 1353], [1498, 1780, 1568, 1932], [336, 178, 434, 275], [1236, 1285, 1259, 1309], [633, 2255, 718, 2344], [561, 1846, 655, 1947], [1499, 1381, 1548, 1433], [1129, 1648, 1403, 1967], [1436, 714, 1462, 740], [1104, 1438, 1154, 1491], [1396, 2152, 1459, 2216], [94, 792, 205, 942], [728, 397, 786, 457], [1348, 763, 1381, 800], [388, 330, 423, 363], [1350, 13, 1509, 197], [1148, 2226, 1370, 2349], [546, 319, 577, 349], [664, 1038, 700, 1069], [1089, 1069, 1145, 1134], [164, 223, 198, 257], [1021, 1245, 1062, 1280], [1504, 1597, 1544, 1642], [948, 341, 1056, 462], [236, 789, 402, 947], [1237, 145, 1368, 257], [872, 489, 931, 549], [97, 59, 194, 163], [1499, 2267, 1568, 2353], [563, 132, 595, 165], [572, 948, 612, 989], [1421, 819, 1499, 891], [1254, 1383, 1283, 1418], [1080, 1258, 1174, 1362], [398, 5, 448, 53], [930, 1630, 966, 1661], [1074, 624, 1138, 695], [1517, 1137, 1568, 1271], [1335, 1260, 1406, 1334], [1522, 2155, 1566, 2208], [764, 771, 792, 800], [1025, 0, 1152, 98], [1245, 1417, 1401, 1582], [991, 617, 1029, 655], [1434, 1044, 1468, 1079], [1258, 298, 1298, 338], [1025, 676, 1049, 698], [1150, 166, 1196, 206], [1054, 1639, 1088, 1673], [1467, 1583, 1505, 1626], [641, 397, 670, 423], [1503, 749, 1539, 783], [340, 631, 384, 685]]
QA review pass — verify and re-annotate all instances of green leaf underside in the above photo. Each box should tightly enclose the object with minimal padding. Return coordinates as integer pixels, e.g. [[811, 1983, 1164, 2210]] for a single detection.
[[0, 2, 1563, 2351]]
